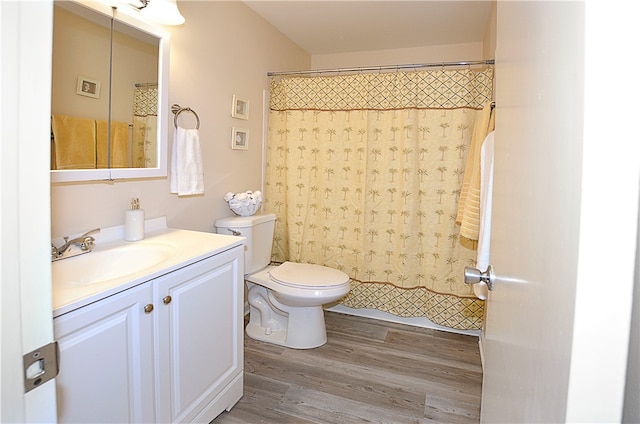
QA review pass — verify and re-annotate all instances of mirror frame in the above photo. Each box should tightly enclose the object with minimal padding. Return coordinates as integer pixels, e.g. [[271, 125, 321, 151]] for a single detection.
[[50, 0, 170, 183]]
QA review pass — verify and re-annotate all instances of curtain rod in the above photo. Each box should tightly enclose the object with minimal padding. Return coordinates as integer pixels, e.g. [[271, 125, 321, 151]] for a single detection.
[[267, 59, 494, 77], [135, 82, 157, 87]]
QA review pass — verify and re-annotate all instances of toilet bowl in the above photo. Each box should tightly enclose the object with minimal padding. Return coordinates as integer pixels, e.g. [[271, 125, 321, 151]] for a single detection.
[[214, 213, 351, 349], [246, 262, 350, 348]]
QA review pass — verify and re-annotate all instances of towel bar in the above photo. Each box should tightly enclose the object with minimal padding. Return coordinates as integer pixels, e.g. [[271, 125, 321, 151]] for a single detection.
[[171, 104, 200, 129]]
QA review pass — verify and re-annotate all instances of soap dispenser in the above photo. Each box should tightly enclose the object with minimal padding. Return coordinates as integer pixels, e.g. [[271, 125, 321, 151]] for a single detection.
[[124, 197, 145, 241]]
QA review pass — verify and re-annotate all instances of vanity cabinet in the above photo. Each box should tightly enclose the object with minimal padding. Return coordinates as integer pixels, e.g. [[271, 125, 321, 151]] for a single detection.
[[154, 246, 244, 423], [54, 245, 244, 423], [54, 283, 155, 422]]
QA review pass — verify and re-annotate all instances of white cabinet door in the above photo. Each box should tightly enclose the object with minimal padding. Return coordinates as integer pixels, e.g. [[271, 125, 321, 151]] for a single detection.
[[154, 246, 244, 423], [54, 283, 155, 423]]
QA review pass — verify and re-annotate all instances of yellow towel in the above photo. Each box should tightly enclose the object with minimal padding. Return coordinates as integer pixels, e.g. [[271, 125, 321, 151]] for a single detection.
[[97, 120, 129, 168], [51, 114, 96, 170], [456, 102, 495, 240]]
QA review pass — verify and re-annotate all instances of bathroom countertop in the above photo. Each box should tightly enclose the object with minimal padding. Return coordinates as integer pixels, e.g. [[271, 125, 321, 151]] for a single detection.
[[52, 217, 245, 318]]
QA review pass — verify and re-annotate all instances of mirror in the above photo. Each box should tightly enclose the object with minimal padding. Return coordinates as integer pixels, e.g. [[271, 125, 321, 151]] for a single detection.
[[50, 0, 169, 182]]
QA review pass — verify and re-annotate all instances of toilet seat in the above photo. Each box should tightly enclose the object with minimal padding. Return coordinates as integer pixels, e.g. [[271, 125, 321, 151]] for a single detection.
[[268, 261, 349, 289]]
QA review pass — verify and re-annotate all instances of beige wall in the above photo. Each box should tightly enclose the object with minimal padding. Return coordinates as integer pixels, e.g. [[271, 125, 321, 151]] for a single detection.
[[310, 0, 496, 70], [483, 0, 497, 60], [310, 0, 496, 71], [311, 42, 484, 70], [51, 1, 309, 237]]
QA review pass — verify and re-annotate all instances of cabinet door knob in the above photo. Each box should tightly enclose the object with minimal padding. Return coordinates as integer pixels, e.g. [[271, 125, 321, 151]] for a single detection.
[[144, 304, 154, 314], [163, 295, 172, 305]]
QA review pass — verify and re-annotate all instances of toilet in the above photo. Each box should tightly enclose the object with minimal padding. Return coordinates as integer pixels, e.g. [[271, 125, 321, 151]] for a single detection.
[[215, 213, 350, 349]]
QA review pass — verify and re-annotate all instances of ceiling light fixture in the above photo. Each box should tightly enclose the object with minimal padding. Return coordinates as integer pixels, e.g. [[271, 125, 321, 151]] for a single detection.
[[136, 0, 185, 26]]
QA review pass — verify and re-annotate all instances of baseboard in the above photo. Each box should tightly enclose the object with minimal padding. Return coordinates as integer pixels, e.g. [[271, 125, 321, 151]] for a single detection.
[[245, 300, 481, 337], [326, 304, 480, 337]]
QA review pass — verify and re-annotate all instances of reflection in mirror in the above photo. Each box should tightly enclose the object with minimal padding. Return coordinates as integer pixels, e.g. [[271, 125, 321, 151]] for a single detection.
[[112, 19, 159, 168], [50, 0, 169, 182]]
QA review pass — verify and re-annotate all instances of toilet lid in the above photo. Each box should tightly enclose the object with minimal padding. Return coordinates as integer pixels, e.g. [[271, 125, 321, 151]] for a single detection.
[[268, 262, 349, 288]]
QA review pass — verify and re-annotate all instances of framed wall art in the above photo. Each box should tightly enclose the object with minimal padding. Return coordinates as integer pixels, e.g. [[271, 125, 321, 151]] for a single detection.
[[231, 127, 249, 150], [231, 95, 249, 120], [76, 76, 100, 98]]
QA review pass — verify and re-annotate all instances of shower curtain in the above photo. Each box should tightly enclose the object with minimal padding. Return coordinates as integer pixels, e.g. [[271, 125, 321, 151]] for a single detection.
[[265, 67, 493, 330], [132, 85, 158, 167]]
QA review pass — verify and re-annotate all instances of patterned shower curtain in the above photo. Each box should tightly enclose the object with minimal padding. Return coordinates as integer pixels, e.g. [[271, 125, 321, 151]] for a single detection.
[[132, 85, 158, 168], [265, 67, 493, 330]]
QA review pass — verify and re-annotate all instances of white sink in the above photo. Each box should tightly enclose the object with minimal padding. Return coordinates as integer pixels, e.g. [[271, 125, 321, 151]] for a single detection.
[[52, 220, 245, 317], [52, 242, 174, 287]]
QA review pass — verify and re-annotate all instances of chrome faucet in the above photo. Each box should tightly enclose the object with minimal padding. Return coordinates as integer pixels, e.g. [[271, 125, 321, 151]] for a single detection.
[[51, 228, 100, 261]]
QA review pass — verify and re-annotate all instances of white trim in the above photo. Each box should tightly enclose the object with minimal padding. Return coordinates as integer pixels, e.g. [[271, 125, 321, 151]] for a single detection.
[[260, 89, 268, 203], [1, 1, 57, 421], [566, 1, 639, 421], [326, 304, 480, 337]]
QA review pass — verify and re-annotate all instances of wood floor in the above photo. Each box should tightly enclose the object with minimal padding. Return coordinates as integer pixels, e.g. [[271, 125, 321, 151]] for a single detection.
[[212, 311, 482, 424]]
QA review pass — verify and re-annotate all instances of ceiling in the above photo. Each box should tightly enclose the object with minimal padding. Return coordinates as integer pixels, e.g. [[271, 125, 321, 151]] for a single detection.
[[242, 1, 493, 55]]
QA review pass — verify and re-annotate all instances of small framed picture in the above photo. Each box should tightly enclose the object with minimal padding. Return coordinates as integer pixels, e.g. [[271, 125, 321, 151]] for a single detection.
[[76, 76, 101, 99], [231, 95, 249, 120], [231, 127, 249, 150]]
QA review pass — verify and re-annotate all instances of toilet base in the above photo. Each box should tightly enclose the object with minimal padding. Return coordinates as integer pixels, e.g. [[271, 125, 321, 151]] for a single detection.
[[245, 322, 288, 346], [246, 283, 328, 349], [245, 319, 326, 349]]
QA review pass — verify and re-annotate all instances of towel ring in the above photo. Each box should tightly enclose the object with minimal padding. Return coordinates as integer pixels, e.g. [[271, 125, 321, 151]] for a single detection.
[[171, 104, 200, 129]]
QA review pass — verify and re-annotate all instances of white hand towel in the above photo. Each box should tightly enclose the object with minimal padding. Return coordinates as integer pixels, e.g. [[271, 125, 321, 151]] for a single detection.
[[170, 127, 204, 196], [474, 131, 495, 300], [477, 130, 495, 270]]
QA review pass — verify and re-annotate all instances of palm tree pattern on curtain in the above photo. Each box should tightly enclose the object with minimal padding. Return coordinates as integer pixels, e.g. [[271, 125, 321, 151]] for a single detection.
[[132, 85, 158, 168], [265, 68, 493, 330]]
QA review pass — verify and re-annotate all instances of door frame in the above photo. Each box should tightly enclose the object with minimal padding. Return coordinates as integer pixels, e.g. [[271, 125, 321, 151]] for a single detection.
[[1, 1, 56, 421]]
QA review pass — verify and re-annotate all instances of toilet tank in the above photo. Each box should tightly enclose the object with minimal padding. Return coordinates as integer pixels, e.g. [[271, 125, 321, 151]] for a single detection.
[[214, 213, 276, 274]]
